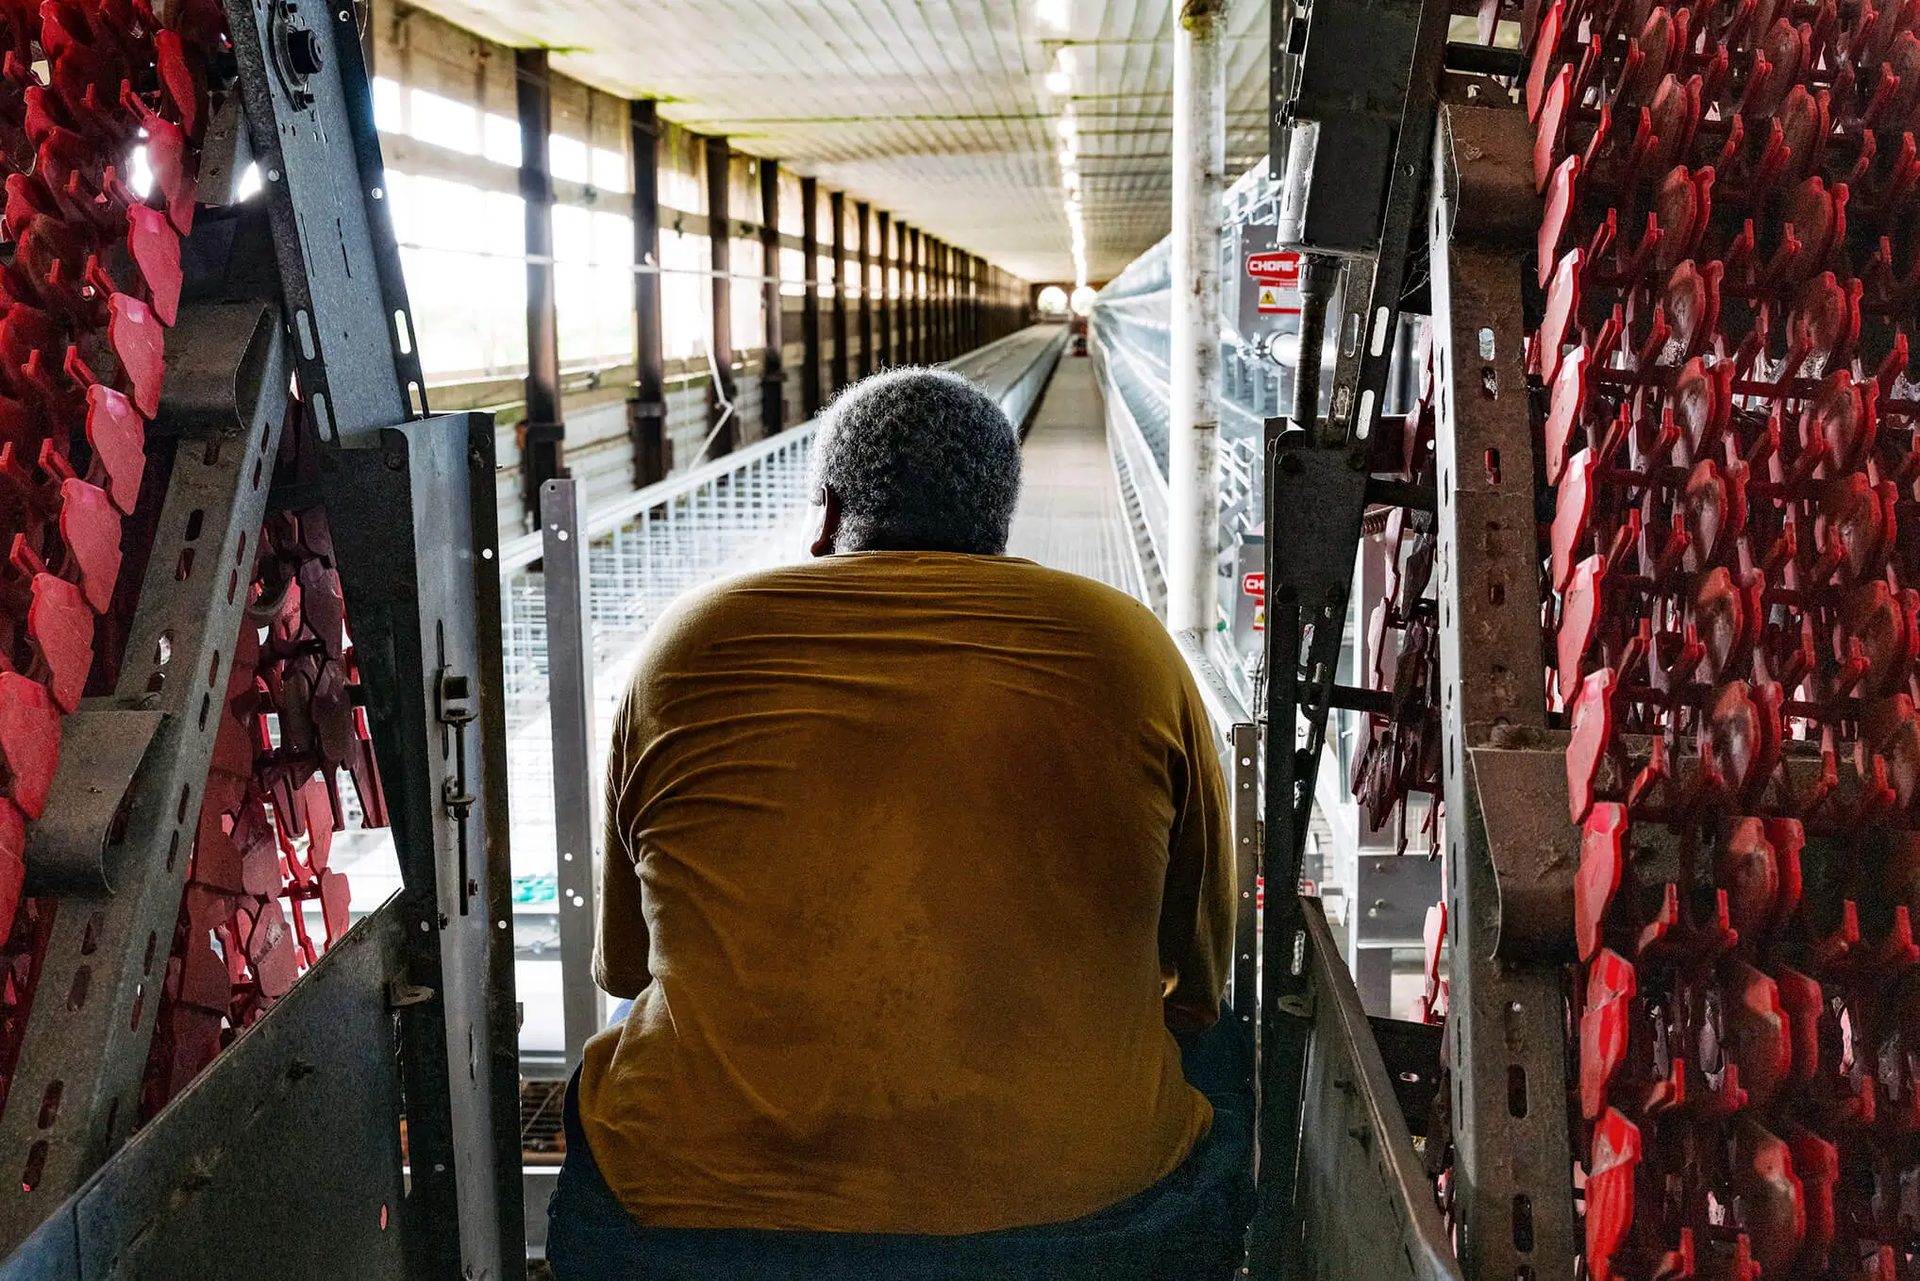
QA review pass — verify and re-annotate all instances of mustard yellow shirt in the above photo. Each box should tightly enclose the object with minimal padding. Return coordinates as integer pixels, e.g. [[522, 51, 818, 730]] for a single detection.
[[579, 551, 1234, 1235]]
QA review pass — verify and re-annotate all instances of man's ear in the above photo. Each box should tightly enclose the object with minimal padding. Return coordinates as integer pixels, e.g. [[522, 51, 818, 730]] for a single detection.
[[809, 485, 841, 558]]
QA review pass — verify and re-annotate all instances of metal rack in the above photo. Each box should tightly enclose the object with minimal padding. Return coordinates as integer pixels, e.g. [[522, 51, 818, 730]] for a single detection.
[[0, 1, 522, 1275]]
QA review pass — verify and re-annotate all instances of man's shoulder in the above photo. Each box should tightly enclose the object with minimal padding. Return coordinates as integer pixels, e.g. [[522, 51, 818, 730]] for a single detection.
[[643, 565, 801, 640], [1021, 564, 1169, 631], [648, 556, 1175, 656]]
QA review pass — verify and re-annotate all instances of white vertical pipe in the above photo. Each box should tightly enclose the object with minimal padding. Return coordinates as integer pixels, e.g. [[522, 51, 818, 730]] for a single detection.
[[1167, 0, 1227, 635]]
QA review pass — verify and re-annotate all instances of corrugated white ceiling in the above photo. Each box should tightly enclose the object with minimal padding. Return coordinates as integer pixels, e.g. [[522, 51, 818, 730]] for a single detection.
[[397, 0, 1272, 283]]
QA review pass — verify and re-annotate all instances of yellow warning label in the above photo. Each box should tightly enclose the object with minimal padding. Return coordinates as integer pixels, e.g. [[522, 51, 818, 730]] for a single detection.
[[1257, 285, 1297, 314]]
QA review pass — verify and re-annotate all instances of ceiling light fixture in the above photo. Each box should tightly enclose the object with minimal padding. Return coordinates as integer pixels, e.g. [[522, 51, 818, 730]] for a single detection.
[[1036, 0, 1069, 32], [1044, 69, 1070, 95]]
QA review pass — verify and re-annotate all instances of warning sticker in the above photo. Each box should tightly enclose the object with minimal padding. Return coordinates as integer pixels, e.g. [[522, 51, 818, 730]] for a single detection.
[[1256, 285, 1300, 316]]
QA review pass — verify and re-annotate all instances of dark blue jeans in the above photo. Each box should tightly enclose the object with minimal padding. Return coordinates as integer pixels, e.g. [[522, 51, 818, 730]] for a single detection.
[[546, 1011, 1255, 1280]]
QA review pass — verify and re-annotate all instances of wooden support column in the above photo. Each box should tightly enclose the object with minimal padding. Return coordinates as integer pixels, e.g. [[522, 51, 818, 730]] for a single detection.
[[962, 253, 971, 350], [705, 134, 737, 454], [759, 159, 784, 435], [516, 48, 564, 523], [856, 202, 874, 379], [907, 227, 923, 364], [927, 235, 941, 361], [800, 176, 823, 417], [940, 242, 955, 358], [876, 212, 894, 369], [966, 255, 980, 349], [923, 236, 937, 361], [928, 238, 944, 361], [628, 101, 667, 484], [898, 225, 912, 364], [938, 239, 952, 360], [830, 190, 849, 395]]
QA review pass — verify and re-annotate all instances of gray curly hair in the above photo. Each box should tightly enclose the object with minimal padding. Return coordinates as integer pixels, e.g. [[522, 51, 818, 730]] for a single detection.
[[808, 367, 1023, 556]]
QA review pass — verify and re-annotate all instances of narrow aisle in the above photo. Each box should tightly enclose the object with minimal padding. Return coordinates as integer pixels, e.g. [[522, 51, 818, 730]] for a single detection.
[[1006, 354, 1144, 599]]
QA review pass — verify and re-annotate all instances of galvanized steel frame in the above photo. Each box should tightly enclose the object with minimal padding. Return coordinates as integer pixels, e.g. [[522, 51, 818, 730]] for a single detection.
[[1425, 98, 1578, 1280], [0, 302, 289, 1247], [0, 0, 525, 1271], [540, 479, 603, 1070]]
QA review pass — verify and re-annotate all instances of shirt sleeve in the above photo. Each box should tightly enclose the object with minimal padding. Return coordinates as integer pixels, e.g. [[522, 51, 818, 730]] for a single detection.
[[1159, 670, 1236, 1034], [593, 675, 653, 999]]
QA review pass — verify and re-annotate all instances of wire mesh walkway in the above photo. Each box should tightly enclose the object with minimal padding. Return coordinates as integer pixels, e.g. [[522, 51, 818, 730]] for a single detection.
[[1006, 353, 1144, 599]]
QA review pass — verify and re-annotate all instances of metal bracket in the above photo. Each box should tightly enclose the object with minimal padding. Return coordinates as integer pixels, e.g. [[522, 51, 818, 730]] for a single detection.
[[1287, 901, 1459, 1281], [1471, 744, 1580, 962], [321, 414, 523, 1279], [387, 980, 435, 1010], [0, 908, 416, 1281], [221, 0, 425, 444], [22, 708, 165, 895], [540, 479, 604, 1071]]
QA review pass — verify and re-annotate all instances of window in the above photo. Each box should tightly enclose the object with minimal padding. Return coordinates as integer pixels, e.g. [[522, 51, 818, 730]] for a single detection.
[[483, 113, 521, 167], [659, 167, 701, 219], [555, 207, 636, 367], [410, 89, 478, 154], [372, 76, 403, 132], [660, 228, 711, 360], [593, 147, 630, 193], [780, 246, 806, 299], [387, 171, 527, 380], [550, 135, 590, 184], [732, 238, 764, 353], [777, 171, 805, 237]]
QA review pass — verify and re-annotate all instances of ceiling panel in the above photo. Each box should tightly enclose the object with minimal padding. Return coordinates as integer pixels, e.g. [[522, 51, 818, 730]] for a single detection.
[[401, 0, 1272, 282]]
